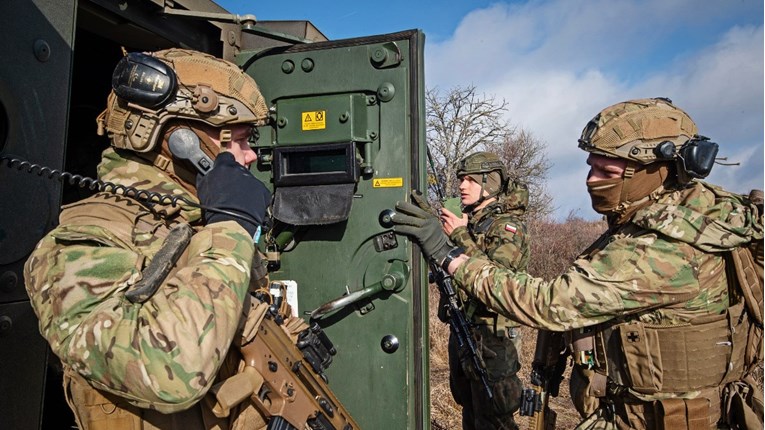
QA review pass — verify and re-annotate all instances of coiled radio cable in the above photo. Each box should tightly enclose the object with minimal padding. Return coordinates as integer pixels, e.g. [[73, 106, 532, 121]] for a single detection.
[[1, 155, 259, 227]]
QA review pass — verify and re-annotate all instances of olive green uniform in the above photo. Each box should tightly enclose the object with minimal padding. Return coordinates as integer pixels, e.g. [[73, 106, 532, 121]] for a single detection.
[[448, 194, 530, 430], [453, 182, 763, 429]]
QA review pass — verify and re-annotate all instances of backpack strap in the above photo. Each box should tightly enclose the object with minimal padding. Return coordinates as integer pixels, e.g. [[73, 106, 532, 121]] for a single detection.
[[729, 246, 763, 326]]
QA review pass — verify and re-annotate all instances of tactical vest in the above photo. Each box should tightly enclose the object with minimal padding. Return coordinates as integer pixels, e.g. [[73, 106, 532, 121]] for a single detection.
[[568, 188, 764, 430]]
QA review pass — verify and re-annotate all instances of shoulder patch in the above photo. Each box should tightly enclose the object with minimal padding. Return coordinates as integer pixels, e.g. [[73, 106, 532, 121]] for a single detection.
[[504, 224, 518, 234]]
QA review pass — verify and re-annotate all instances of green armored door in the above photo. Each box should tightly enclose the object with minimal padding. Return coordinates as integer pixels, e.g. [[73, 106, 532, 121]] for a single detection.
[[240, 30, 428, 429]]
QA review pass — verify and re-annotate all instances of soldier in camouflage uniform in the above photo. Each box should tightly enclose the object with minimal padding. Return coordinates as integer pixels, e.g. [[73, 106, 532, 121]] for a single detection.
[[393, 98, 763, 429], [439, 152, 530, 430], [24, 49, 282, 429]]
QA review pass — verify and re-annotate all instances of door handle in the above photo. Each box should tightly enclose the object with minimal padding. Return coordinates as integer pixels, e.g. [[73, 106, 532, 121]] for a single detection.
[[310, 267, 407, 321]]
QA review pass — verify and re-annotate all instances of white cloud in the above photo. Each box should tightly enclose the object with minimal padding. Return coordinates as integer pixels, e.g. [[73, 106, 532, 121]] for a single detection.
[[426, 0, 764, 220]]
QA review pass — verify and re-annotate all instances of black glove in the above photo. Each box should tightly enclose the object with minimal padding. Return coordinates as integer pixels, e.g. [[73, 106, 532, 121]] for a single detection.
[[392, 193, 453, 266], [196, 152, 271, 240]]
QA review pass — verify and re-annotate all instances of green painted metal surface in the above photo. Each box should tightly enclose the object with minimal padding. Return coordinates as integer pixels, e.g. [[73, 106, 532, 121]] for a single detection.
[[242, 31, 429, 429]]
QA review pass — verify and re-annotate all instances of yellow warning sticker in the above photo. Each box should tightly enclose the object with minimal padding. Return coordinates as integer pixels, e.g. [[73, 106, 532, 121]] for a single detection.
[[373, 178, 404, 188], [302, 110, 326, 131]]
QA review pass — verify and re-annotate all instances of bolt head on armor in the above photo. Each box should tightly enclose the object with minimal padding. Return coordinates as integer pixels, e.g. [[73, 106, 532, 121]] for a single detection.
[[578, 97, 698, 164]]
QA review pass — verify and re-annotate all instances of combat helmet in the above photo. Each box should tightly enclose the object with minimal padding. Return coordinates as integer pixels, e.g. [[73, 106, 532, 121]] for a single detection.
[[578, 97, 722, 224], [97, 48, 269, 154], [578, 97, 719, 184], [456, 152, 508, 196], [577, 97, 697, 164]]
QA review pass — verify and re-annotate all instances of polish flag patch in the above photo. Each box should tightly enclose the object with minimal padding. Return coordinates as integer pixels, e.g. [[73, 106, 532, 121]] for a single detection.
[[504, 224, 517, 233]]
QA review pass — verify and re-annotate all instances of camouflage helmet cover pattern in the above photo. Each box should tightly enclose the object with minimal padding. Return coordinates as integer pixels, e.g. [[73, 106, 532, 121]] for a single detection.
[[456, 151, 508, 183], [578, 97, 698, 164], [97, 48, 269, 153]]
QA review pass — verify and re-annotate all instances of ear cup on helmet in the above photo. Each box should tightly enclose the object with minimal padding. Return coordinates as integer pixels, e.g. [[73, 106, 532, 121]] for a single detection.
[[111, 52, 177, 109]]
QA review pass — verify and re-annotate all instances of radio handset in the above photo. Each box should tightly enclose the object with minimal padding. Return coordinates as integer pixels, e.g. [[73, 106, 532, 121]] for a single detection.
[[168, 128, 214, 175]]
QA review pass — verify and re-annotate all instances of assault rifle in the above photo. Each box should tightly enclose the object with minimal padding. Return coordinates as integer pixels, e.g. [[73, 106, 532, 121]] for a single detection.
[[207, 294, 360, 430], [430, 261, 493, 400], [519, 330, 568, 430]]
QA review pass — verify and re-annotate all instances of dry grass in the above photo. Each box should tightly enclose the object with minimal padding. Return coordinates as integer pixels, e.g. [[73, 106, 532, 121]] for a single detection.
[[430, 214, 607, 429]]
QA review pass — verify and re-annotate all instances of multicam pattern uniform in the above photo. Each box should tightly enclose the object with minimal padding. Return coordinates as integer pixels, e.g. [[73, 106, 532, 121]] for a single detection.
[[24, 149, 255, 418], [448, 192, 530, 430], [453, 181, 762, 429]]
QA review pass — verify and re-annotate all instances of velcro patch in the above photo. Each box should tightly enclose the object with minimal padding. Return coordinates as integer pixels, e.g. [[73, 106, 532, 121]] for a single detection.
[[504, 224, 517, 233]]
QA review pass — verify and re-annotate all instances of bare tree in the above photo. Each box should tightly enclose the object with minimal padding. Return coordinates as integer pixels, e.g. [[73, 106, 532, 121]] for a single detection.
[[426, 85, 512, 198], [426, 85, 553, 219]]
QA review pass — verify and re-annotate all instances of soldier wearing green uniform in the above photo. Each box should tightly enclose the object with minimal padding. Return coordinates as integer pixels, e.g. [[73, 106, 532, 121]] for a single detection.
[[393, 98, 763, 429], [439, 152, 530, 430], [23, 49, 284, 429]]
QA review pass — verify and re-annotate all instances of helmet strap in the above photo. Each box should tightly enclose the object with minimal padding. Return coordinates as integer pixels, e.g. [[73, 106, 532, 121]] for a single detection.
[[611, 162, 671, 224]]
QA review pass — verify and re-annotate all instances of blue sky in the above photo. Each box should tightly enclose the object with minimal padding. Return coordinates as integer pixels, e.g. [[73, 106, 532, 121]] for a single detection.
[[218, 0, 764, 220]]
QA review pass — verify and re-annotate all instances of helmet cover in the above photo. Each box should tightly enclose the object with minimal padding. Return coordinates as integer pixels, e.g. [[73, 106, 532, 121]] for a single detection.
[[456, 151, 508, 183], [578, 97, 697, 164]]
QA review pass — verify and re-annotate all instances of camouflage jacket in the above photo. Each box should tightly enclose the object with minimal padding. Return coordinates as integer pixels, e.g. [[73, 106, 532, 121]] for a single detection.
[[453, 181, 762, 331], [450, 201, 529, 272], [450, 199, 529, 326], [23, 148, 255, 413]]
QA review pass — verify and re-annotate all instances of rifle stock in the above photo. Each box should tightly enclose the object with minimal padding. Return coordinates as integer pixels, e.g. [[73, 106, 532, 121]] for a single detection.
[[520, 330, 567, 430], [430, 261, 493, 400], [209, 310, 359, 430]]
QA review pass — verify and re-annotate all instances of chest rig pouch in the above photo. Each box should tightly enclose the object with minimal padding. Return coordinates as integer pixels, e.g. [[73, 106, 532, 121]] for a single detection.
[[599, 307, 748, 395]]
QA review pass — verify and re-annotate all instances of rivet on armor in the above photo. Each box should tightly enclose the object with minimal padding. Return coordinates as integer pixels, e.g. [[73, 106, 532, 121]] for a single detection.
[[33, 40, 51, 62], [0, 316, 12, 335], [301, 58, 314, 72], [0, 271, 17, 293], [377, 83, 395, 102], [381, 334, 399, 353]]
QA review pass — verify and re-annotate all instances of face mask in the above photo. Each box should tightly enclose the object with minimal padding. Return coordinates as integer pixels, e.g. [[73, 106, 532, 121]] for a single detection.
[[587, 176, 623, 215], [586, 163, 671, 220]]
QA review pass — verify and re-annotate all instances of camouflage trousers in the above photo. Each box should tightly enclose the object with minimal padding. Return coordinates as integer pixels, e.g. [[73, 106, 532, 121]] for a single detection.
[[448, 324, 523, 430]]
